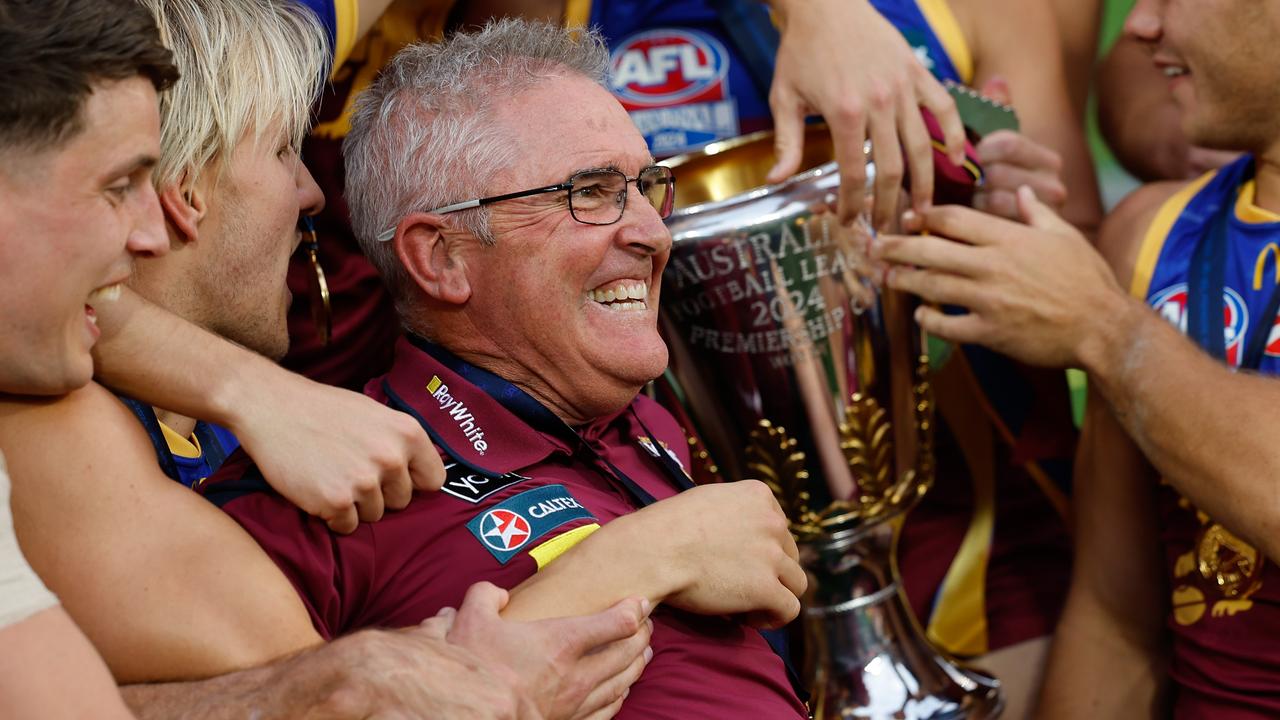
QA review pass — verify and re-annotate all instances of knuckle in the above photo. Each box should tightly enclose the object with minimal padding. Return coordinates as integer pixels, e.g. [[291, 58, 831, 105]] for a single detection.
[[1045, 149, 1063, 173], [1047, 182, 1068, 205], [831, 98, 866, 126], [323, 487, 354, 510], [982, 164, 1010, 189], [866, 82, 896, 112], [877, 158, 905, 184]]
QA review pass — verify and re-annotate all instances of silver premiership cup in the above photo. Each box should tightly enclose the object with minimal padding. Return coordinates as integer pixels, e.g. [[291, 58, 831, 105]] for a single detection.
[[659, 127, 1003, 719]]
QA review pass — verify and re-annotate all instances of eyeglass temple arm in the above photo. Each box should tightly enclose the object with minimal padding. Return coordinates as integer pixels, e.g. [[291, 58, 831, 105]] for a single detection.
[[374, 182, 572, 242]]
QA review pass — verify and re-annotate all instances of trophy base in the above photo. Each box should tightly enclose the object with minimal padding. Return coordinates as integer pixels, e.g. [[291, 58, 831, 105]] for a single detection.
[[800, 520, 1004, 719]]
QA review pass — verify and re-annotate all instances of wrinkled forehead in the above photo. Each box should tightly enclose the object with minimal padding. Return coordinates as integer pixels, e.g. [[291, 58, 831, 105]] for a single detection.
[[493, 74, 652, 183]]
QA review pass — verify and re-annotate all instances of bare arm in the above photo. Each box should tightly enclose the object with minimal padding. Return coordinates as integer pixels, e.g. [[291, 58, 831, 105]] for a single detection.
[[961, 0, 1103, 235], [119, 620, 532, 720], [0, 465, 133, 719], [1038, 199, 1169, 716], [504, 481, 805, 629], [1063, 181, 1280, 562], [91, 287, 443, 533], [1047, 0, 1101, 124], [1081, 286, 1280, 561], [0, 608, 136, 720], [1037, 386, 1168, 718], [0, 384, 323, 683]]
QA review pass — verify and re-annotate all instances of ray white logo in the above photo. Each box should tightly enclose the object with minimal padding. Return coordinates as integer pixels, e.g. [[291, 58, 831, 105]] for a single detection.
[[426, 376, 488, 455]]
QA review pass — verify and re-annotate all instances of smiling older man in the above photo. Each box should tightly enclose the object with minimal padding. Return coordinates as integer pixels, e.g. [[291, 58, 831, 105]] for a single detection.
[[208, 19, 808, 720]]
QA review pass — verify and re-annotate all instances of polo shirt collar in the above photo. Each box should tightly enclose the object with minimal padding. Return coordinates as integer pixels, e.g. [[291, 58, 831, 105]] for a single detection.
[[382, 335, 579, 476]]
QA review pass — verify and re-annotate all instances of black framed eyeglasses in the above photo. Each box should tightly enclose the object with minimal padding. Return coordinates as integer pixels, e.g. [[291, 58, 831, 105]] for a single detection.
[[375, 165, 675, 242]]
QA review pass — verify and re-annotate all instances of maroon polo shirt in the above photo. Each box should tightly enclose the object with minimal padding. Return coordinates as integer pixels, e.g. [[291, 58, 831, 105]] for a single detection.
[[209, 335, 805, 719]]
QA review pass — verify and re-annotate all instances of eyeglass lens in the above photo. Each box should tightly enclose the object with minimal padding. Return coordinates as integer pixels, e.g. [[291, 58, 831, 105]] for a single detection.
[[568, 166, 674, 224]]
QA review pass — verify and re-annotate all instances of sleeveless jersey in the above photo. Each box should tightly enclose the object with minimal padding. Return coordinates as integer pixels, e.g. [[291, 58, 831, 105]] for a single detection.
[[1130, 155, 1280, 718]]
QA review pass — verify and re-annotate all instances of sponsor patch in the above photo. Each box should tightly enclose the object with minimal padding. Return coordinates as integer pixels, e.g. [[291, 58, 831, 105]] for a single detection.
[[441, 462, 530, 504], [466, 485, 596, 564], [609, 29, 739, 155], [1150, 283, 1249, 366], [426, 375, 489, 455]]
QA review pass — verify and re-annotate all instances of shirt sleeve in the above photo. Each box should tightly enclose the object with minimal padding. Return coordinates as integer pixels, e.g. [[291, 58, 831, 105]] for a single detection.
[[0, 453, 58, 629], [212, 464, 376, 640]]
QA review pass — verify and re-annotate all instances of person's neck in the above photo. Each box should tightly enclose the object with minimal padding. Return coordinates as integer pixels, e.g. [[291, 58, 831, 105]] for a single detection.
[[154, 407, 198, 441], [1253, 146, 1280, 213]]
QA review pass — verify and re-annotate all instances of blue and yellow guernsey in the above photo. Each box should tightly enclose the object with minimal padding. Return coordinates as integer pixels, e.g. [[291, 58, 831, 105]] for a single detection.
[[1129, 154, 1280, 718], [1133, 155, 1280, 370]]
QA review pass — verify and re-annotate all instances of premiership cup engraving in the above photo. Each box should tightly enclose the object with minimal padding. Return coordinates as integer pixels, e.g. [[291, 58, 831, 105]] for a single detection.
[[660, 128, 1002, 718]]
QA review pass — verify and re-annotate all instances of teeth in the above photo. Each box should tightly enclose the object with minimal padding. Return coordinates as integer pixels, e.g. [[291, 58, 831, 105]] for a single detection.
[[588, 281, 648, 310], [1163, 66, 1187, 77], [88, 283, 122, 305]]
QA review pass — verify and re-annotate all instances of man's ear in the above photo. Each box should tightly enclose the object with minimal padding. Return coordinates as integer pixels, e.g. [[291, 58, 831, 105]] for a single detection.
[[157, 177, 206, 245], [395, 213, 473, 305]]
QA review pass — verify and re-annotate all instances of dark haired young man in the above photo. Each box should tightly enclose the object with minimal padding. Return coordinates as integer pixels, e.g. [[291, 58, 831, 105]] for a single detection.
[[0, 0, 175, 715]]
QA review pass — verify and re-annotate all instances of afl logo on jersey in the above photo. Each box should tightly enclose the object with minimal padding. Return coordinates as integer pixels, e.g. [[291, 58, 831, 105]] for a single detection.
[[1151, 283, 1250, 366], [610, 29, 730, 109]]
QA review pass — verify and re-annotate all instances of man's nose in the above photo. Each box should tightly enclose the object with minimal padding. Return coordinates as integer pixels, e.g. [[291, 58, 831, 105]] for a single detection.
[[126, 184, 168, 257], [616, 189, 673, 257], [1124, 0, 1163, 43], [297, 161, 326, 218]]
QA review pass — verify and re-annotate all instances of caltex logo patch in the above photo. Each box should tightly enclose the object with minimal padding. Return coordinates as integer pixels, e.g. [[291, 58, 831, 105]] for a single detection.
[[465, 484, 596, 564], [477, 508, 532, 553]]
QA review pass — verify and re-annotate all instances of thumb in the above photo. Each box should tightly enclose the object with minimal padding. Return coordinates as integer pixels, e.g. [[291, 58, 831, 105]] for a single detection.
[[457, 581, 510, 621], [410, 436, 447, 492], [1016, 185, 1071, 232], [767, 89, 805, 184], [979, 75, 1012, 107]]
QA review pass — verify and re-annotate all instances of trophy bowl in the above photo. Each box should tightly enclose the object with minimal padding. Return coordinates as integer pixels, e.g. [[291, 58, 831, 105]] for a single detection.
[[659, 126, 1003, 719]]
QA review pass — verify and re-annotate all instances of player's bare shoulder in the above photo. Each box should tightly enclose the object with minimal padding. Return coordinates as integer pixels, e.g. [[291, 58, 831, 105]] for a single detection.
[[0, 381, 160, 481], [1099, 180, 1192, 289]]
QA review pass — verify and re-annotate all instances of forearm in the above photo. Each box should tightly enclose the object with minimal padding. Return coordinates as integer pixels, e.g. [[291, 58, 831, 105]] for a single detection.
[[1037, 590, 1166, 719], [1038, 392, 1168, 719], [121, 642, 347, 720], [1082, 298, 1280, 557], [504, 514, 682, 622], [0, 608, 135, 720], [90, 287, 275, 431]]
